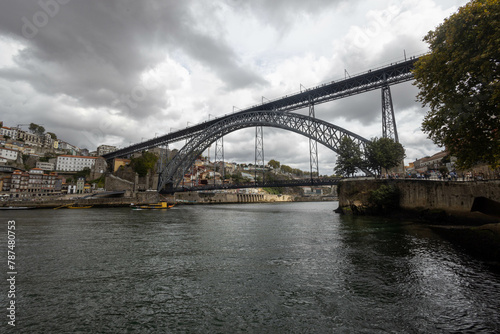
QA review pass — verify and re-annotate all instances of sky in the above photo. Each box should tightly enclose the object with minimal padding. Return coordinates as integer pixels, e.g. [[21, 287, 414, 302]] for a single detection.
[[0, 0, 469, 173]]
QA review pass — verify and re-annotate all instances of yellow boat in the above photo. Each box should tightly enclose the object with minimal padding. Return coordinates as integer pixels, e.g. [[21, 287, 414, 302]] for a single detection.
[[131, 202, 173, 210], [68, 205, 93, 209]]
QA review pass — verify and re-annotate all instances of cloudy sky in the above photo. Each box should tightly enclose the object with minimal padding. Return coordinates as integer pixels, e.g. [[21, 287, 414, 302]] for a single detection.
[[0, 0, 468, 172]]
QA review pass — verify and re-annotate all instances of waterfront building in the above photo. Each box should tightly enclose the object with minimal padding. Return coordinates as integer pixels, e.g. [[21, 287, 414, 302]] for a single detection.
[[76, 177, 85, 194], [1, 176, 11, 191], [56, 155, 97, 172], [9, 168, 61, 195], [10, 170, 29, 193]]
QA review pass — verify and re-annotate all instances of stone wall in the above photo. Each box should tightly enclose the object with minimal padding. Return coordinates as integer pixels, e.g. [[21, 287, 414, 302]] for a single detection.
[[105, 174, 134, 192], [337, 178, 500, 221]]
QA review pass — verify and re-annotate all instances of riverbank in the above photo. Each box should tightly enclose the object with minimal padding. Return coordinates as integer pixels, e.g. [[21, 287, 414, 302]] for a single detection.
[[335, 178, 500, 262]]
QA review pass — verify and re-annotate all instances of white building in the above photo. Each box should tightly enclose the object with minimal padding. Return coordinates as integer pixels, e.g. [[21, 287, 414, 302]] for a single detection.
[[56, 155, 97, 172], [0, 127, 17, 139], [36, 161, 55, 171], [0, 147, 19, 161]]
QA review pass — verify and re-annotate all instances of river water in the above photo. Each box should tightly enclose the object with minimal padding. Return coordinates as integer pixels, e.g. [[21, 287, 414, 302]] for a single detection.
[[1, 202, 500, 333]]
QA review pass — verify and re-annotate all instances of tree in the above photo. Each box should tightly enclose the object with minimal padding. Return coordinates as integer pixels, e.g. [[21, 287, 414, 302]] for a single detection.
[[130, 151, 158, 177], [268, 159, 280, 169], [334, 136, 363, 177], [413, 0, 500, 169], [365, 137, 406, 176], [29, 123, 45, 136], [47, 132, 57, 140]]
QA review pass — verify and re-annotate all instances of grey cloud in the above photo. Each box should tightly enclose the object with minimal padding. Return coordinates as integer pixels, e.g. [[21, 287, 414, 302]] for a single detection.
[[0, 0, 266, 123]]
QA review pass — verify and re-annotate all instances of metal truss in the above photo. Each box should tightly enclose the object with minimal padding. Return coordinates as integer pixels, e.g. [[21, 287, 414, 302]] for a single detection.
[[381, 85, 399, 142], [308, 101, 319, 179], [255, 126, 264, 184], [158, 110, 371, 192], [214, 136, 224, 185], [104, 56, 420, 161]]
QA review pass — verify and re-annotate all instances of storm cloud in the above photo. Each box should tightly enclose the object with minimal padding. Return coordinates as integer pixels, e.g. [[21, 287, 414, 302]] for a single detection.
[[0, 0, 467, 171]]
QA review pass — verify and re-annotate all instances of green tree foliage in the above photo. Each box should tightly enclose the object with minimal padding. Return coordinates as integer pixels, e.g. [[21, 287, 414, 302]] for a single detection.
[[268, 159, 280, 169], [413, 0, 500, 169], [368, 184, 400, 213], [74, 167, 91, 180], [29, 123, 45, 136], [334, 136, 363, 177], [47, 132, 57, 140], [131, 151, 158, 177], [365, 137, 406, 175]]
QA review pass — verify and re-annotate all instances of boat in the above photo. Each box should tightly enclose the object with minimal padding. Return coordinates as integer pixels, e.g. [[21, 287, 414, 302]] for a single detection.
[[131, 202, 173, 210], [0, 206, 36, 210], [67, 205, 93, 209]]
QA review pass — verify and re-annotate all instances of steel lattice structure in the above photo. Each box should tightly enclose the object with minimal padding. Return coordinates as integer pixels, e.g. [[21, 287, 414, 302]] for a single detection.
[[158, 110, 370, 192], [103, 56, 421, 161]]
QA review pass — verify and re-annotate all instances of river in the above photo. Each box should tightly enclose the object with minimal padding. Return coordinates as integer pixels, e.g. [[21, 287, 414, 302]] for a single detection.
[[1, 202, 499, 333]]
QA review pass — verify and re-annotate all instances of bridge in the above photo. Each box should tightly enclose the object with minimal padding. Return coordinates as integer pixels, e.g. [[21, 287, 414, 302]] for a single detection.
[[103, 55, 422, 193]]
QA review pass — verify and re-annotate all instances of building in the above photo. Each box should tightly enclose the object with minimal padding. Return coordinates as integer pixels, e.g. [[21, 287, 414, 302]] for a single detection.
[[16, 130, 42, 147], [76, 177, 85, 194], [9, 168, 61, 195], [0, 147, 18, 161], [113, 158, 131, 172], [413, 151, 456, 172], [36, 161, 55, 171], [0, 126, 17, 139], [90, 157, 108, 180], [10, 170, 29, 193], [56, 155, 97, 172], [97, 145, 117, 156], [58, 141, 80, 155]]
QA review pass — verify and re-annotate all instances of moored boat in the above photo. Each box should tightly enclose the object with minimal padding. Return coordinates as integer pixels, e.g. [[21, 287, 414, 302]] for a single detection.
[[131, 202, 173, 210]]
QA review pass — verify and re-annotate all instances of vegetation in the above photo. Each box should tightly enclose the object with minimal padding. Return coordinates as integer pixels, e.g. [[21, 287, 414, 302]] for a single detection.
[[368, 184, 400, 213], [130, 151, 158, 177], [263, 187, 283, 195], [334, 136, 363, 177], [89, 175, 106, 189], [268, 159, 280, 169], [365, 137, 405, 176], [413, 0, 500, 169], [47, 132, 57, 140], [29, 123, 45, 136]]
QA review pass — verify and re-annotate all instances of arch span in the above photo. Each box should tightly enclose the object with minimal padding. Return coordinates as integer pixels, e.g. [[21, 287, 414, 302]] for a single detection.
[[158, 110, 370, 191]]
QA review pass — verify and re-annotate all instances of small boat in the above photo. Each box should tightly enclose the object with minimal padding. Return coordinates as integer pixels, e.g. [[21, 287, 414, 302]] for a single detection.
[[0, 206, 36, 210], [67, 205, 93, 209], [131, 202, 172, 210]]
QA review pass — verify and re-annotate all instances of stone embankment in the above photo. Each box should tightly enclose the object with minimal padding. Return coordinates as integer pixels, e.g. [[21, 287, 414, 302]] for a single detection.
[[336, 178, 500, 262], [337, 178, 500, 222], [1, 191, 160, 209]]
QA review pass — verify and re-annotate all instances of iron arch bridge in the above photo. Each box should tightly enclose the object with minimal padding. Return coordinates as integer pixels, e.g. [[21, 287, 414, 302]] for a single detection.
[[159, 110, 370, 193]]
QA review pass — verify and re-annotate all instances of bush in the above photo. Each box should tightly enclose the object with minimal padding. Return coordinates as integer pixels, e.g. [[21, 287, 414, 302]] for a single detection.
[[368, 184, 400, 212]]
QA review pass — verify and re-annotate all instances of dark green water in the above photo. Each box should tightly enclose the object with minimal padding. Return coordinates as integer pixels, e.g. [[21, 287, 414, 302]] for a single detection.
[[1, 202, 499, 333]]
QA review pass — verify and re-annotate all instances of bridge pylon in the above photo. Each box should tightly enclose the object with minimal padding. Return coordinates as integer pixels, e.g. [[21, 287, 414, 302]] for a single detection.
[[214, 136, 224, 186], [308, 99, 319, 180], [381, 84, 399, 143], [255, 126, 265, 184]]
